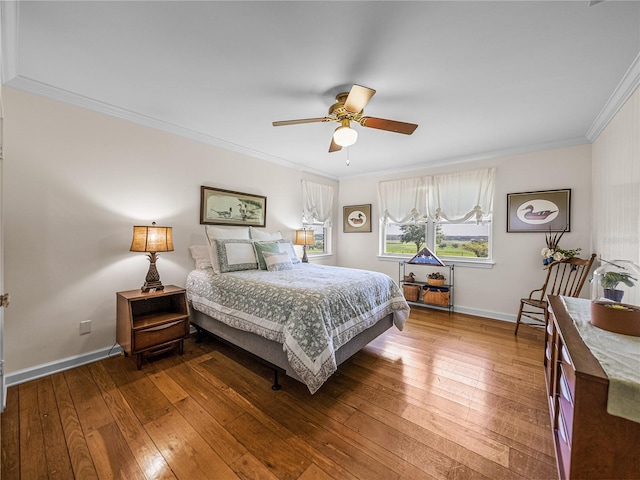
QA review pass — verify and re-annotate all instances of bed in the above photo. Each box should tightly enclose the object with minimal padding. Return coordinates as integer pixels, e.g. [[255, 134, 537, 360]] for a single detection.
[[186, 263, 409, 393]]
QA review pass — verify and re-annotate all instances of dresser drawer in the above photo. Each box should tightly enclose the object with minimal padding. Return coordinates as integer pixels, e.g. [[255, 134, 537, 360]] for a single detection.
[[134, 318, 187, 352], [545, 344, 553, 364], [559, 344, 576, 399], [556, 408, 572, 480], [558, 373, 574, 442], [544, 345, 554, 388]]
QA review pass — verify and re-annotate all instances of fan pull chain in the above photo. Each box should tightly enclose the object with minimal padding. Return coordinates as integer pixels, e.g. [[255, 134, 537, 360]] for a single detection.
[[346, 147, 350, 166]]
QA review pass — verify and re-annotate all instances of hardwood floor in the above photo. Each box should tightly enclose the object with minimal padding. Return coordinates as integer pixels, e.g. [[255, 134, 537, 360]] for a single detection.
[[0, 308, 556, 480]]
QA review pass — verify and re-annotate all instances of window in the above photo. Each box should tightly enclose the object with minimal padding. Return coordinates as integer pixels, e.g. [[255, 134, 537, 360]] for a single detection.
[[379, 167, 495, 262], [304, 221, 330, 255], [301, 180, 334, 257], [434, 219, 491, 260], [382, 218, 492, 261], [383, 222, 427, 255]]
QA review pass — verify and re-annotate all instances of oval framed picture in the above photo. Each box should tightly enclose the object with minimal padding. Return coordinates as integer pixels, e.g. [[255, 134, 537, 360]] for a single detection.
[[343, 204, 372, 233], [506, 189, 570, 232]]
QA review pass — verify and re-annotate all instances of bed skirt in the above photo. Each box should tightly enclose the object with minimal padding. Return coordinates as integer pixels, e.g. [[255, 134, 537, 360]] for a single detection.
[[190, 307, 394, 384]]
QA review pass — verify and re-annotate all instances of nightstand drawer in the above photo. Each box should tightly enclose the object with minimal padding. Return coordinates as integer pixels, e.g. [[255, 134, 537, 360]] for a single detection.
[[134, 318, 187, 351]]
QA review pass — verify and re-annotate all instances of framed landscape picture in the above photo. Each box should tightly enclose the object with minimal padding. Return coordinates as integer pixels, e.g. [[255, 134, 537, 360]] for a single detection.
[[343, 204, 372, 233], [200, 186, 267, 226], [507, 189, 570, 232]]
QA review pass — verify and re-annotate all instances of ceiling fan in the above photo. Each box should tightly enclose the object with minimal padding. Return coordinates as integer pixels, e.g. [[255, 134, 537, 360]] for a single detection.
[[272, 84, 418, 153]]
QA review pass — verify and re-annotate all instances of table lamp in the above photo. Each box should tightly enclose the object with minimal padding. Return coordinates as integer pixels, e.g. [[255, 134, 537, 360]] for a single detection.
[[130, 222, 174, 292], [294, 229, 314, 263]]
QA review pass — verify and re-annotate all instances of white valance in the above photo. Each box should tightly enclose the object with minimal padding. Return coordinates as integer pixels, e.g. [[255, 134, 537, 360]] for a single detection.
[[302, 180, 334, 227], [378, 177, 428, 224], [427, 167, 496, 223]]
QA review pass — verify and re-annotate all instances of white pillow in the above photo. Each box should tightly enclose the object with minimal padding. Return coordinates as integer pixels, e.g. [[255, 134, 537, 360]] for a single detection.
[[205, 225, 251, 273], [205, 225, 250, 242], [249, 226, 283, 241], [276, 239, 301, 264], [214, 239, 258, 273], [263, 251, 294, 271], [188, 245, 212, 270]]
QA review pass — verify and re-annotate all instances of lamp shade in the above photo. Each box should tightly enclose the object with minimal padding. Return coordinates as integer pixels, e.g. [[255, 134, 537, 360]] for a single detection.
[[294, 229, 314, 246], [333, 125, 358, 147], [130, 224, 174, 253]]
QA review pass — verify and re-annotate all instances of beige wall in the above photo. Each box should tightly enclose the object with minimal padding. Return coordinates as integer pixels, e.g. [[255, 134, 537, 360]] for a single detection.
[[3, 87, 337, 374], [337, 144, 593, 319]]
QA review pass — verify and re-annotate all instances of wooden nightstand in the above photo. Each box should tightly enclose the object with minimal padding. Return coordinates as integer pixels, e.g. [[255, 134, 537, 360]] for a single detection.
[[116, 285, 190, 369]]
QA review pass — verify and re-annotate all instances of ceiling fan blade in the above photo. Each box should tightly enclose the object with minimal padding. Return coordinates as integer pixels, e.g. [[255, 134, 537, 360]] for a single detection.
[[329, 137, 342, 153], [360, 116, 418, 135], [344, 85, 376, 113], [272, 117, 330, 127]]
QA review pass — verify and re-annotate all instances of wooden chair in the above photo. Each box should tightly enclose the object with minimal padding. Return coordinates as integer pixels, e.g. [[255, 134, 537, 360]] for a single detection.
[[514, 253, 596, 335]]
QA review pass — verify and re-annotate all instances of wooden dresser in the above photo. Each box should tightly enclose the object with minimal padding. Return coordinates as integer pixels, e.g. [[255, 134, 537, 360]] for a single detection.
[[546, 295, 640, 479]]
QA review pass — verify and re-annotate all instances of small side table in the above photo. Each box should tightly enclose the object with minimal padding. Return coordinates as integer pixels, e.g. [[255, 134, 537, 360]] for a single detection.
[[116, 285, 190, 369]]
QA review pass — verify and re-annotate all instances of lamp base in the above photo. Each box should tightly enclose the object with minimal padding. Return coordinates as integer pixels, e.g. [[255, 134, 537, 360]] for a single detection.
[[301, 246, 309, 263], [141, 252, 165, 292], [141, 281, 165, 293]]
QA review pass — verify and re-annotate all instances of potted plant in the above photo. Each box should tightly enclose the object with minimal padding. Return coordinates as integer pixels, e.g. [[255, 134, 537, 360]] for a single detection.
[[591, 260, 640, 336], [540, 228, 581, 265], [601, 271, 636, 302]]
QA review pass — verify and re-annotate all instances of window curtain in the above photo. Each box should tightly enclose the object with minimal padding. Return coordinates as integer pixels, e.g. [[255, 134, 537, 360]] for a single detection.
[[427, 167, 496, 223], [378, 177, 428, 224], [302, 180, 334, 227]]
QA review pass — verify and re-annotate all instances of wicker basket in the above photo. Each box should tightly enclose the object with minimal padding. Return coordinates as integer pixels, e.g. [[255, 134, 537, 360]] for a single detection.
[[423, 287, 450, 306], [427, 279, 446, 286], [402, 284, 421, 302]]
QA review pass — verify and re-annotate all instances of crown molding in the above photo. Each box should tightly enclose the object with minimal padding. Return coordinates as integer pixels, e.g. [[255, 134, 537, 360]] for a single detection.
[[0, 0, 334, 179], [337, 136, 589, 181], [5, 74, 337, 180], [585, 53, 640, 141], [1, 0, 632, 182], [3, 72, 593, 183]]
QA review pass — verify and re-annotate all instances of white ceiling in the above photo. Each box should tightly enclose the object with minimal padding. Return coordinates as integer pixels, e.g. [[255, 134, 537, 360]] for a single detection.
[[2, 1, 639, 179]]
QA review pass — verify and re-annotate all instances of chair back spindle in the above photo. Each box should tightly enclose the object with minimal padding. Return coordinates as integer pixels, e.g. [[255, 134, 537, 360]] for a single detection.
[[515, 253, 596, 335]]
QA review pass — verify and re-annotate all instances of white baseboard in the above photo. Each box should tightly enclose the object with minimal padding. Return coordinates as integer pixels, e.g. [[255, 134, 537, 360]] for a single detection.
[[4, 310, 515, 388], [5, 344, 123, 388], [452, 305, 517, 323]]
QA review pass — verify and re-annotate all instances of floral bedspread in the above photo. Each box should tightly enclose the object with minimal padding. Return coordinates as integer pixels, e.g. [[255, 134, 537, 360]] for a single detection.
[[186, 264, 410, 393]]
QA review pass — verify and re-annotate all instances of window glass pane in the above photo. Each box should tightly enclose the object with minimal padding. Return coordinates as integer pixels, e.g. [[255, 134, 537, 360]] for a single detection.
[[435, 221, 490, 259], [306, 223, 326, 253], [384, 223, 427, 255], [383, 220, 491, 260]]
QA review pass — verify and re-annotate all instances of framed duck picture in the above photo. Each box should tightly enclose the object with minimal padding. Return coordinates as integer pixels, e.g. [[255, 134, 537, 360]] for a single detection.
[[343, 204, 372, 233], [200, 186, 267, 226], [507, 189, 570, 232]]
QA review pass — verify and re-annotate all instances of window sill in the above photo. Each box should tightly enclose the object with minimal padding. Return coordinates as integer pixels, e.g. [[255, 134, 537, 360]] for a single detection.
[[377, 255, 494, 269], [308, 253, 333, 261]]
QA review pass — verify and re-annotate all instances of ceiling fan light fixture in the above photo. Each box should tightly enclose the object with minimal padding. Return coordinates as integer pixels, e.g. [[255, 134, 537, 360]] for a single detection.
[[333, 125, 358, 147]]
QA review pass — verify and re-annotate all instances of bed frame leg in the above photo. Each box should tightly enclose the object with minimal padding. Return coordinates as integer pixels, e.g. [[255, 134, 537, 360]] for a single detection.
[[271, 370, 282, 391], [194, 326, 204, 343]]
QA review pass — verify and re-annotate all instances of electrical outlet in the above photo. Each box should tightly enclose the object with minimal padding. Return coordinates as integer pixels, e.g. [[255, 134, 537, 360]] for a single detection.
[[80, 319, 92, 335]]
